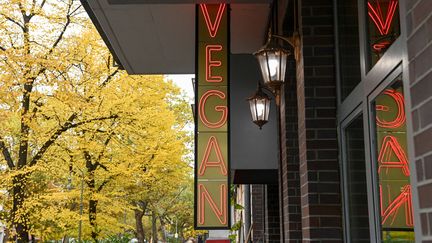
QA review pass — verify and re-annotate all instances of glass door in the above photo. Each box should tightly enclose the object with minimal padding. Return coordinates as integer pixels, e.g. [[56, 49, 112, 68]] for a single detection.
[[341, 110, 371, 243]]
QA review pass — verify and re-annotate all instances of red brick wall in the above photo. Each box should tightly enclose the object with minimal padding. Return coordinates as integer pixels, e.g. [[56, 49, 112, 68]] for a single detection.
[[295, 0, 343, 242], [280, 57, 302, 242], [404, 0, 432, 241], [265, 185, 281, 243], [251, 185, 265, 242], [251, 184, 280, 242]]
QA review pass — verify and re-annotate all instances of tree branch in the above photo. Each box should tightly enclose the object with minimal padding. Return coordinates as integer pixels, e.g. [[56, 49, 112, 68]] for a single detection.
[[29, 113, 119, 166], [97, 178, 111, 193], [39, 0, 47, 12], [100, 68, 119, 88], [97, 134, 113, 162], [47, 0, 73, 56], [84, 150, 95, 171], [0, 138, 14, 169], [0, 13, 25, 31], [29, 0, 37, 18], [95, 162, 108, 171], [30, 0, 75, 81]]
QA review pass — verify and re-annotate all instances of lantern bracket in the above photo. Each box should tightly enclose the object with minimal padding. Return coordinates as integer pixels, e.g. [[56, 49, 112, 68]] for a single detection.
[[262, 82, 281, 107], [271, 31, 301, 62]]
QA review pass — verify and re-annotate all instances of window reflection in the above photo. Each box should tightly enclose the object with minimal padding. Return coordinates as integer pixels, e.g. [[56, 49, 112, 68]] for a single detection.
[[345, 115, 371, 242], [338, 0, 361, 100], [373, 77, 415, 242], [367, 0, 400, 68]]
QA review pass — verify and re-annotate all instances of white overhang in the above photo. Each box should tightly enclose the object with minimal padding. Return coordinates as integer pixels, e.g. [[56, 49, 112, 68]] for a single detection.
[[81, 0, 272, 74]]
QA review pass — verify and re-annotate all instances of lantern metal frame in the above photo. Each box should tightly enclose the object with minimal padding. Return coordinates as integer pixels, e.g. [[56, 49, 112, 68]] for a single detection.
[[247, 82, 272, 129], [253, 30, 301, 106]]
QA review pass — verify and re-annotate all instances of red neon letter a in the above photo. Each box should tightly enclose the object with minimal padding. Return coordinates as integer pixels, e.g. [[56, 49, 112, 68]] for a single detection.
[[199, 136, 228, 176], [200, 4, 226, 38], [378, 135, 410, 176], [198, 183, 227, 225]]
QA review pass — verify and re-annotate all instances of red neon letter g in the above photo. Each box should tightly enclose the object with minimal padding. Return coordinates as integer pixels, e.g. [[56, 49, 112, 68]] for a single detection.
[[199, 90, 227, 129], [376, 89, 405, 129]]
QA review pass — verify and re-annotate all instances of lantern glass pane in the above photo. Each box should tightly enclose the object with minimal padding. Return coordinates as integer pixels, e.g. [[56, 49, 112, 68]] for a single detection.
[[255, 98, 267, 121], [266, 51, 280, 83], [257, 49, 288, 85], [279, 50, 288, 82], [257, 54, 271, 84], [264, 98, 270, 121], [248, 97, 270, 123], [249, 99, 258, 122]]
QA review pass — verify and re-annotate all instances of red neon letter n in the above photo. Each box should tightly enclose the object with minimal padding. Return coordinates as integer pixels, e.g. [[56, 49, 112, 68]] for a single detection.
[[198, 183, 227, 225]]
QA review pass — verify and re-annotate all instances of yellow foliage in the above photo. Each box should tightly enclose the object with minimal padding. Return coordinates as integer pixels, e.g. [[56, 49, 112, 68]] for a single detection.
[[0, 0, 193, 241]]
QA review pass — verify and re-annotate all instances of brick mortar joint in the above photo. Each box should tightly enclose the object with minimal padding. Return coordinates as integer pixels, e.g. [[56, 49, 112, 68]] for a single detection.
[[406, 10, 432, 39]]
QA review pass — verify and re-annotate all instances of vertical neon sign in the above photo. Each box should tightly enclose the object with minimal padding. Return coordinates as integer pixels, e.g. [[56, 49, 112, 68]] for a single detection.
[[195, 3, 230, 229], [375, 81, 414, 232]]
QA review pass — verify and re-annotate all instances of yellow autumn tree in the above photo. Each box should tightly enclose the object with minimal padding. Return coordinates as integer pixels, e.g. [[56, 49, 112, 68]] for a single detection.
[[0, 0, 193, 242], [27, 72, 191, 241], [0, 0, 95, 241]]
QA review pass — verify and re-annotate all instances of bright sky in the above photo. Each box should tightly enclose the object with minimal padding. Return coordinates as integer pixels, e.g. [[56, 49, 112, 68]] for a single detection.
[[165, 74, 195, 102]]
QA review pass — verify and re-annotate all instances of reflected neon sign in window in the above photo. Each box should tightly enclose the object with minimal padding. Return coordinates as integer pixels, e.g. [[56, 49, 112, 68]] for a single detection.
[[367, 0, 400, 68], [374, 78, 414, 241]]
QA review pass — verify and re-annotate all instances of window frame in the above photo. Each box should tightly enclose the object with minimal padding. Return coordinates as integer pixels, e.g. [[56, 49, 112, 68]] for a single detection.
[[339, 107, 368, 242], [365, 65, 404, 242], [335, 0, 420, 242]]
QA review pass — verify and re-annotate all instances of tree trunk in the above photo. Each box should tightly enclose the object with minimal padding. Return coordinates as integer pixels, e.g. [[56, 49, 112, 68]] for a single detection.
[[159, 220, 167, 243], [12, 174, 28, 243], [85, 151, 99, 242], [89, 198, 98, 242], [13, 80, 33, 242], [152, 211, 157, 243], [134, 209, 145, 243]]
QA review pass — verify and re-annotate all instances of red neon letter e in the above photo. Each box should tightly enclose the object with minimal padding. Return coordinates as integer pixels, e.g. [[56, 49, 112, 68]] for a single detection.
[[206, 45, 223, 83]]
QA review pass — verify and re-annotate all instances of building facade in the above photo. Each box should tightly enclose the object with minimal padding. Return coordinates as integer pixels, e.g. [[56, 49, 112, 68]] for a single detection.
[[83, 0, 432, 242], [247, 0, 432, 242]]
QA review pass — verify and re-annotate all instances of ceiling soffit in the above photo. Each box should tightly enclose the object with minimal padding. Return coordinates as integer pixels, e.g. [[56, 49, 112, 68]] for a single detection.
[[84, 0, 271, 74]]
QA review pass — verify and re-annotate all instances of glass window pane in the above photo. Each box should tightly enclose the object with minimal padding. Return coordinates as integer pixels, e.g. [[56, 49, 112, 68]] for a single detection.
[[337, 0, 362, 100], [372, 77, 415, 242], [345, 115, 371, 242], [366, 0, 400, 69]]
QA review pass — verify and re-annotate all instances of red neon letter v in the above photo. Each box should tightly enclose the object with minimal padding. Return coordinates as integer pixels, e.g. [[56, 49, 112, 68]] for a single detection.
[[200, 4, 226, 38]]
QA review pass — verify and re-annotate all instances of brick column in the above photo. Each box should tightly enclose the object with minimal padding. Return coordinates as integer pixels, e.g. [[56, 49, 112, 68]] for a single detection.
[[404, 0, 432, 241], [251, 184, 281, 242], [280, 59, 302, 242], [295, 0, 343, 242], [251, 185, 265, 242], [265, 184, 281, 243]]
